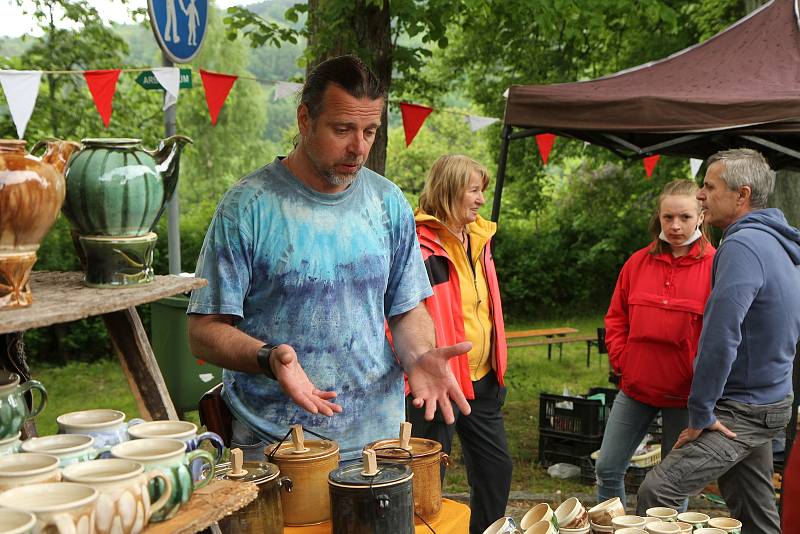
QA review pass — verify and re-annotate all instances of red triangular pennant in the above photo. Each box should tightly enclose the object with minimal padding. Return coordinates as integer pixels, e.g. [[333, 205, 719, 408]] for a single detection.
[[399, 102, 433, 147], [643, 154, 661, 178], [200, 69, 238, 126], [83, 69, 120, 128], [535, 133, 556, 165]]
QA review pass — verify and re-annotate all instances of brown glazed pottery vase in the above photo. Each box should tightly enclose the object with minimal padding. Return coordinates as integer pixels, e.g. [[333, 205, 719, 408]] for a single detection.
[[0, 139, 80, 308]]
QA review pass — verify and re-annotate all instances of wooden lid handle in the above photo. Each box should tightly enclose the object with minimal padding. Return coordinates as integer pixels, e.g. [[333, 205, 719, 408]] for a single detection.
[[228, 448, 248, 478], [361, 449, 378, 477], [290, 424, 310, 453], [399, 421, 412, 451]]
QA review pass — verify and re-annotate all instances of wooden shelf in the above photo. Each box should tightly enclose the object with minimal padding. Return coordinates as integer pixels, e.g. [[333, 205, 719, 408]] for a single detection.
[[143, 479, 259, 534], [0, 271, 206, 334]]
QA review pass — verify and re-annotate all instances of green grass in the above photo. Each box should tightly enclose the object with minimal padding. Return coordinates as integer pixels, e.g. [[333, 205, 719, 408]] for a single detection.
[[30, 314, 609, 497]]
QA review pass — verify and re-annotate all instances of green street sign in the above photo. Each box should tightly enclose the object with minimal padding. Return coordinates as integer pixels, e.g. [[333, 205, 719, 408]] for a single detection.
[[135, 69, 193, 90]]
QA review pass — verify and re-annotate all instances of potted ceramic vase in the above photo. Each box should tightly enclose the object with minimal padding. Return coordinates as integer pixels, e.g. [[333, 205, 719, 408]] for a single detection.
[[62, 136, 192, 287], [0, 138, 81, 308]]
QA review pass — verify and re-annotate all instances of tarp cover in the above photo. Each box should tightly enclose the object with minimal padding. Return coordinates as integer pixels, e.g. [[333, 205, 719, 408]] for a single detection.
[[503, 0, 800, 167]]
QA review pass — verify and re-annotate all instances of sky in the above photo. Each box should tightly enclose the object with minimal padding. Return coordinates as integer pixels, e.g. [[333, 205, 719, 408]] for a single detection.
[[0, 0, 260, 38]]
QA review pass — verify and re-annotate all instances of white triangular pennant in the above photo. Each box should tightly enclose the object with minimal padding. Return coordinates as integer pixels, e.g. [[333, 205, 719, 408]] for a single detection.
[[273, 81, 303, 101], [502, 88, 509, 99], [0, 70, 42, 138], [152, 67, 180, 111], [690, 158, 703, 177], [466, 115, 500, 132]]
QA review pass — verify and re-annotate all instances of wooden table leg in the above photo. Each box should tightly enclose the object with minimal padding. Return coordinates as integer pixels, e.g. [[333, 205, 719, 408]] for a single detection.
[[103, 307, 178, 421]]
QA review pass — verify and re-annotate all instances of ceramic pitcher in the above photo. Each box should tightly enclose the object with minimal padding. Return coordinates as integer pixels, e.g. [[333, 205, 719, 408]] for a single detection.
[[0, 371, 47, 440], [0, 138, 80, 308]]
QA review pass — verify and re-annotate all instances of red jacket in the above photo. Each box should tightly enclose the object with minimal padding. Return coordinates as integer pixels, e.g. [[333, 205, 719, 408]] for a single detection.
[[415, 219, 508, 399], [605, 240, 715, 408], [783, 442, 800, 533]]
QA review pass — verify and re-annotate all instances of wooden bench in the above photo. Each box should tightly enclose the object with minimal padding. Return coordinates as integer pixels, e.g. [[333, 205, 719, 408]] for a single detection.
[[507, 327, 604, 367]]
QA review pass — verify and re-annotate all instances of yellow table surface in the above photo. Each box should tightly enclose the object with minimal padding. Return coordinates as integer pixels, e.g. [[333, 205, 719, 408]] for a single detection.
[[283, 498, 470, 533]]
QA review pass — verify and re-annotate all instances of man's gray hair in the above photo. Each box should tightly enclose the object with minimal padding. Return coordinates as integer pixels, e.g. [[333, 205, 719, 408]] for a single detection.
[[706, 148, 775, 209]]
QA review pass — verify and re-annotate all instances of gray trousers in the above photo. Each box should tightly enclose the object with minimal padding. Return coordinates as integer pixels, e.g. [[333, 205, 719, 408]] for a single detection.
[[636, 395, 792, 534]]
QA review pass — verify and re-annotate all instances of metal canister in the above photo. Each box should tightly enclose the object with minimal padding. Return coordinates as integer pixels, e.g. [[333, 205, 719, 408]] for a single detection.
[[328, 462, 414, 534], [265, 438, 339, 525], [215, 460, 291, 534], [364, 437, 447, 523]]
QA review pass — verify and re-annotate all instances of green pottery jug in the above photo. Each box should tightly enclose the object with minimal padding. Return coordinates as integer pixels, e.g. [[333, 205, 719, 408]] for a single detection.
[[62, 136, 192, 287]]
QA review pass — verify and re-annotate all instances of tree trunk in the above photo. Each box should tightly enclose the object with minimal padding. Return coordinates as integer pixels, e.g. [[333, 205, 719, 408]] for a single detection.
[[306, 0, 391, 176], [770, 170, 800, 228]]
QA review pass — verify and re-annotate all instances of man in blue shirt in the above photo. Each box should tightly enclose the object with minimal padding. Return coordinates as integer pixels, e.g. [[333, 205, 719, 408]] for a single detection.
[[187, 56, 471, 461], [637, 149, 799, 533]]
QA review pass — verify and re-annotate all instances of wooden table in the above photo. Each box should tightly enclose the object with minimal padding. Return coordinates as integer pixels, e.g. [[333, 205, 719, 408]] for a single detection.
[[283, 498, 470, 533], [506, 327, 578, 360], [0, 271, 206, 422]]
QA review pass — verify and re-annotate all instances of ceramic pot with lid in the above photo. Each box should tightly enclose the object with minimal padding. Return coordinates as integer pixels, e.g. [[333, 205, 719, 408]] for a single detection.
[[216, 449, 292, 534], [364, 421, 448, 523], [328, 449, 414, 534], [264, 425, 339, 526]]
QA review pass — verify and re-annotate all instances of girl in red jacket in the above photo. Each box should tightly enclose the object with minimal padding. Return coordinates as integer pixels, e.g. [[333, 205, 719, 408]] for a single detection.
[[408, 155, 511, 534], [595, 179, 715, 509]]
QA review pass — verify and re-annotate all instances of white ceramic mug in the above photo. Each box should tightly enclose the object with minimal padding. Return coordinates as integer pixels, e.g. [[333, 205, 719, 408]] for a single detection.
[[483, 516, 520, 534], [0, 452, 61, 490], [646, 508, 678, 522], [555, 497, 589, 529], [588, 497, 625, 526], [521, 503, 553, 530], [0, 509, 35, 534], [693, 529, 726, 534], [57, 409, 143, 448], [0, 433, 21, 457], [523, 519, 557, 534], [645, 521, 680, 533], [676, 512, 709, 529], [612, 515, 647, 531], [63, 458, 173, 534], [127, 420, 224, 464], [673, 522, 692, 534], [615, 529, 647, 534], [707, 518, 741, 533], [0, 482, 97, 533], [22, 433, 107, 466]]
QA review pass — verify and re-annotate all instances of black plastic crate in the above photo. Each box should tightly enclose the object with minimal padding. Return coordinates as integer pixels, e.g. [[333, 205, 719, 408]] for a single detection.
[[579, 455, 596, 486], [538, 429, 603, 466], [624, 465, 653, 494], [539, 391, 613, 437]]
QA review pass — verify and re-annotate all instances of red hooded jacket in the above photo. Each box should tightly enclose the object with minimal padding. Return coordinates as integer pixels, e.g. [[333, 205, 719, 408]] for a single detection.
[[414, 216, 508, 399], [605, 240, 715, 408]]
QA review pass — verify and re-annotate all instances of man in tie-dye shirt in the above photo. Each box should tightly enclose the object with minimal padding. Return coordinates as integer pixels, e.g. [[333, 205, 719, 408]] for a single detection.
[[187, 56, 472, 461]]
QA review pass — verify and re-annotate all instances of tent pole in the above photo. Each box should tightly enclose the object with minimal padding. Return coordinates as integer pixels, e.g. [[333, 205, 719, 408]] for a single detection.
[[492, 125, 512, 222]]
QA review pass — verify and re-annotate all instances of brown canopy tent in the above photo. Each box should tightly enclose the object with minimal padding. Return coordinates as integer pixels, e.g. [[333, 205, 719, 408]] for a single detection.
[[493, 0, 800, 222], [492, 0, 800, 496]]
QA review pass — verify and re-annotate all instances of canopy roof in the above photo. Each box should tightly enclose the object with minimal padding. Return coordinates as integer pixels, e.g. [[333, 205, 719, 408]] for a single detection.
[[503, 0, 800, 169]]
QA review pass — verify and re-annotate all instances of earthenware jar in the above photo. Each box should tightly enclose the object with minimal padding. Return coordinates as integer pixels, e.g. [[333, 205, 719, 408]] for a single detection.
[[62, 135, 192, 287], [110, 438, 215, 522], [0, 138, 80, 308], [0, 371, 47, 440], [62, 458, 173, 534]]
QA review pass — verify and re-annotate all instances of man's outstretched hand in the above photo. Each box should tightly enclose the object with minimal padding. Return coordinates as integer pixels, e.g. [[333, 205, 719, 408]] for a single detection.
[[407, 341, 473, 424], [271, 344, 342, 416]]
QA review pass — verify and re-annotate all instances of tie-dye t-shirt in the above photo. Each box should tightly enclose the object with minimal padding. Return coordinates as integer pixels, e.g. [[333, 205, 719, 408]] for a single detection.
[[188, 157, 432, 460]]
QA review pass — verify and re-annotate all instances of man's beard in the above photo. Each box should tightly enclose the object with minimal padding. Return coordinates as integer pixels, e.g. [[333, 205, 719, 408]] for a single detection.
[[318, 165, 360, 187]]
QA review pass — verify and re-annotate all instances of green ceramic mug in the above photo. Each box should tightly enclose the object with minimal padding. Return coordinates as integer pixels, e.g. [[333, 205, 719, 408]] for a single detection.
[[110, 438, 215, 522], [0, 371, 46, 440]]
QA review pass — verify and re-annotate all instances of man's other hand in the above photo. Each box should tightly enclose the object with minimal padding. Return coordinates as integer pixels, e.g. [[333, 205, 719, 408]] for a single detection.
[[271, 344, 342, 416], [407, 341, 473, 424], [674, 420, 736, 449]]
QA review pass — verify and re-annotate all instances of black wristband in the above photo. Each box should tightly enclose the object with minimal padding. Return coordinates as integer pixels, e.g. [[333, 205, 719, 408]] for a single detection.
[[256, 344, 278, 380]]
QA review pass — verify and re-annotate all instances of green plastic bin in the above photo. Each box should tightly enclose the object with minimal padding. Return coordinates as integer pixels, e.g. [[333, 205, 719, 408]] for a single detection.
[[151, 295, 222, 415]]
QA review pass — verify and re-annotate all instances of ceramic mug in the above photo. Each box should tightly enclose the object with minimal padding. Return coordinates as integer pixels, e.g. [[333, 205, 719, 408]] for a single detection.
[[612, 515, 648, 531], [0, 433, 21, 456], [674, 522, 692, 534], [63, 458, 173, 534], [521, 503, 553, 530], [615, 530, 647, 534], [0, 509, 35, 534], [646, 521, 681, 533], [483, 516, 520, 534], [110, 438, 215, 522], [646, 508, 678, 522], [127, 420, 224, 464], [22, 433, 108, 466], [0, 372, 47, 440], [707, 518, 741, 533], [693, 529, 726, 534], [589, 520, 615, 533], [555, 497, 589, 529], [0, 453, 61, 490], [676, 512, 709, 529], [0, 482, 97, 533], [524, 519, 557, 534], [57, 409, 144, 448], [588, 497, 625, 526]]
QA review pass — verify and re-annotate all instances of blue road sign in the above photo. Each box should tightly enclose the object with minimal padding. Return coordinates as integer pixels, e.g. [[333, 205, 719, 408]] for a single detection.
[[147, 0, 208, 63]]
